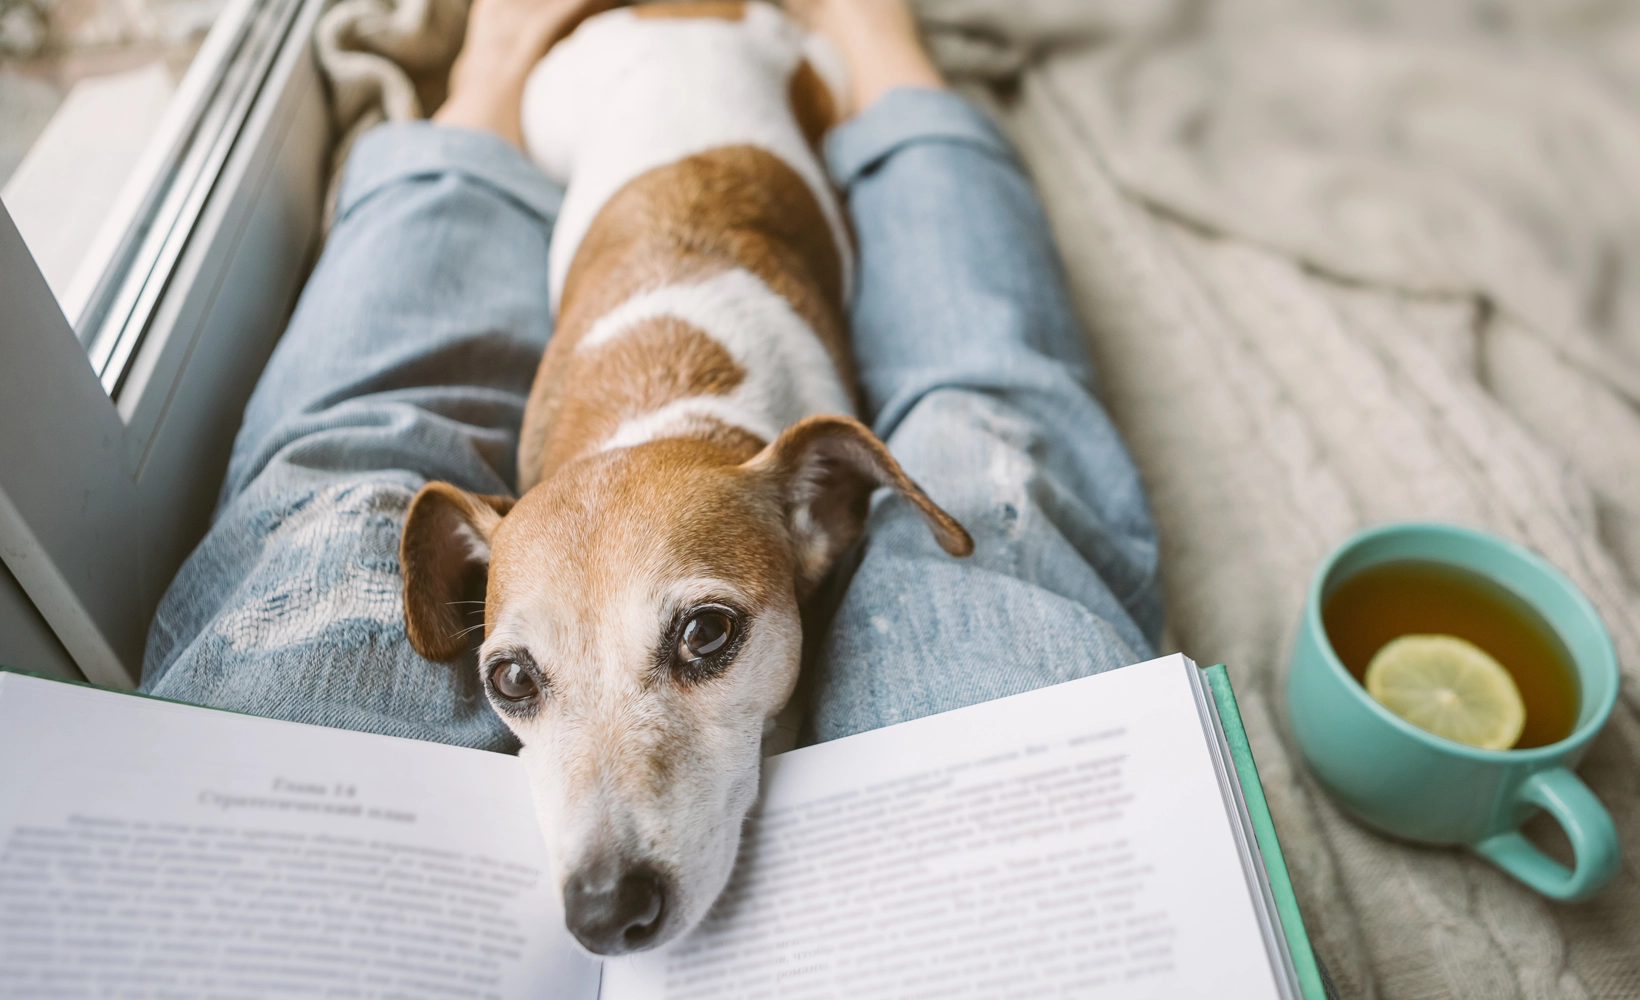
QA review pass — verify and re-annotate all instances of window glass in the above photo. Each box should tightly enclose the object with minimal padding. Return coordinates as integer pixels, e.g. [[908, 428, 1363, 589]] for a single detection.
[[1, 0, 232, 324], [3, 0, 309, 401]]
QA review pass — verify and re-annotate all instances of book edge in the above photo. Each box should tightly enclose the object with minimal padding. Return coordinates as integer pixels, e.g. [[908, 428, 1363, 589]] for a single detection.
[[1204, 664, 1327, 1000], [0, 664, 518, 766]]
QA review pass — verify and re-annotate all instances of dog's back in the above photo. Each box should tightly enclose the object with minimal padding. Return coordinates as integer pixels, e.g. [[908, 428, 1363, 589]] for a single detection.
[[517, 1, 855, 489]]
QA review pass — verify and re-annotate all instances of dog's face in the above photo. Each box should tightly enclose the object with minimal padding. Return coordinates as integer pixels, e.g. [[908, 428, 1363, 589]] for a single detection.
[[400, 416, 970, 955]]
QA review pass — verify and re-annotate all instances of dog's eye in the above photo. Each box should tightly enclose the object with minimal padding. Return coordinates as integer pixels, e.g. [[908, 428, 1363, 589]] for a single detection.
[[679, 610, 733, 661], [664, 606, 744, 684], [489, 661, 539, 702]]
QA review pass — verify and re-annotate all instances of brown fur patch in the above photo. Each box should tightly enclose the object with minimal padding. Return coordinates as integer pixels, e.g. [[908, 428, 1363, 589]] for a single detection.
[[748, 415, 975, 589], [788, 60, 836, 151], [538, 317, 751, 475], [519, 145, 851, 490], [632, 1, 745, 19], [687, 418, 767, 461], [400, 485, 515, 661], [493, 437, 794, 619]]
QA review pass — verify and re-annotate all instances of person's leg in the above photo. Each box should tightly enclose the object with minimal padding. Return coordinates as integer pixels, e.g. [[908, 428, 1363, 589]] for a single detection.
[[140, 0, 607, 748], [798, 0, 1162, 741]]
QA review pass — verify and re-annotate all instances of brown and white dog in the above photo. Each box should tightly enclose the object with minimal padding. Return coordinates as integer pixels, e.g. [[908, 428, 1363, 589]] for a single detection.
[[399, 1, 971, 957]]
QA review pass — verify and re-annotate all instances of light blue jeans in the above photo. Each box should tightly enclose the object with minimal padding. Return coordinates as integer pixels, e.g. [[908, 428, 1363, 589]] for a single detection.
[[140, 88, 1161, 750]]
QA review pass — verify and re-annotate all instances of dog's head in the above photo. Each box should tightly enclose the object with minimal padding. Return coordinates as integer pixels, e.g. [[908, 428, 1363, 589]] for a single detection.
[[400, 415, 970, 955]]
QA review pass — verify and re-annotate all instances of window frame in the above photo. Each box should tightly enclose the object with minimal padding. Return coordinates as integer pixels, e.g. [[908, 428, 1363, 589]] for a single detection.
[[0, 0, 332, 686], [80, 0, 312, 395]]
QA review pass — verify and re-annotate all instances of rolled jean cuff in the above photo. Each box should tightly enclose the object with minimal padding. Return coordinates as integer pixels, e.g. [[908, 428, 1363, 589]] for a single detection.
[[824, 87, 1019, 189], [336, 121, 565, 225]]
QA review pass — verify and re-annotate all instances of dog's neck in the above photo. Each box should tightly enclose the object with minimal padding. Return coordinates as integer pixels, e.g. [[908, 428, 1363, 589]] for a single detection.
[[516, 3, 855, 491]]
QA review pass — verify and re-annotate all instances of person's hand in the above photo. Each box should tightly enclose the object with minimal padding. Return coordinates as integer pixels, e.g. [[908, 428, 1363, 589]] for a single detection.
[[434, 0, 615, 146], [787, 0, 943, 120]]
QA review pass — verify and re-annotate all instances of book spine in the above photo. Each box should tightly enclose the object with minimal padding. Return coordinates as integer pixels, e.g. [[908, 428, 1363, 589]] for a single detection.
[[1205, 664, 1328, 1000]]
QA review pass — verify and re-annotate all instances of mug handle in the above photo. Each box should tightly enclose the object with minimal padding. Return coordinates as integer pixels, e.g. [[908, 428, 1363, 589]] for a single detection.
[[1471, 766, 1620, 902]]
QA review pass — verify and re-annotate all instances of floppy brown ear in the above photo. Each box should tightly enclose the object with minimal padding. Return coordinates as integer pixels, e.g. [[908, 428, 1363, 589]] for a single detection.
[[400, 482, 515, 662], [747, 415, 973, 592]]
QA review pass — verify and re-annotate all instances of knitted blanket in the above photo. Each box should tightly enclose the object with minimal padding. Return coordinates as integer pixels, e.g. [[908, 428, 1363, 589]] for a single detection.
[[312, 1, 1640, 995]]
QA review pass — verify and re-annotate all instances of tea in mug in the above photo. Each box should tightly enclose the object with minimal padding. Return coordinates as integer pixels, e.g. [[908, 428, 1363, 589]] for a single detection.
[[1322, 560, 1579, 749]]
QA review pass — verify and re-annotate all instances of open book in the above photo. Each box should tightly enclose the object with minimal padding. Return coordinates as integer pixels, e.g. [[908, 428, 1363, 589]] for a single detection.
[[0, 654, 1324, 998]]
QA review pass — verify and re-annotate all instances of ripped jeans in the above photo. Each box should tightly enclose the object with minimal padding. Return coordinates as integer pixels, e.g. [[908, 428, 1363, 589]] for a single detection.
[[140, 88, 1162, 749]]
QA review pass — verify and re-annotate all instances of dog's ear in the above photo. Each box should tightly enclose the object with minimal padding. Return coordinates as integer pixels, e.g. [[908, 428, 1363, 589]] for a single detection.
[[400, 482, 515, 662], [747, 415, 973, 592]]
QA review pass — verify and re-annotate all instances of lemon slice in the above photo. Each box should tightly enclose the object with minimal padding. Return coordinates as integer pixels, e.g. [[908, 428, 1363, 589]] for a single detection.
[[1364, 635, 1526, 750]]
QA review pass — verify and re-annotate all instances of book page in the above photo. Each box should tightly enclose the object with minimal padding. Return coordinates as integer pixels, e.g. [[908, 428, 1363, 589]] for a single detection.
[[0, 674, 600, 1000], [602, 654, 1283, 1000]]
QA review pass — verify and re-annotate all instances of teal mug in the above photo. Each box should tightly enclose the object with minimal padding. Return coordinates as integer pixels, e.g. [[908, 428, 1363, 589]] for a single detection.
[[1289, 522, 1620, 901]]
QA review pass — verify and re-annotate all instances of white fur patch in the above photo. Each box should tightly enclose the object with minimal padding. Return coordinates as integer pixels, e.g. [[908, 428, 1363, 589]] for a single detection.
[[520, 2, 853, 308], [590, 268, 853, 451]]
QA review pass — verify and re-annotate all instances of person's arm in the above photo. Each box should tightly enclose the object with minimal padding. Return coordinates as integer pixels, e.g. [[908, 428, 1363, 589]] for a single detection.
[[796, 0, 1163, 741]]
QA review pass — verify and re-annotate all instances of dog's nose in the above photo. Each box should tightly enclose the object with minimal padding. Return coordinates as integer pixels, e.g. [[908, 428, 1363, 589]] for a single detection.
[[564, 859, 667, 955]]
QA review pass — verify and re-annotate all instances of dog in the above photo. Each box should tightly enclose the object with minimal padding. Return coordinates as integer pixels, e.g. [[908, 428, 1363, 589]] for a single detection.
[[398, 0, 971, 957]]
